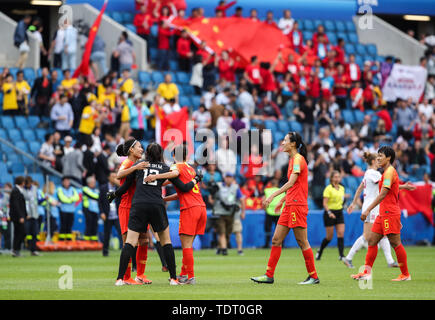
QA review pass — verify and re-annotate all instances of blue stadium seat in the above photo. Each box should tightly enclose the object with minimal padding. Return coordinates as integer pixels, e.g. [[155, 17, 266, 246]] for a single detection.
[[277, 120, 290, 133], [176, 71, 190, 84], [363, 55, 372, 64], [353, 110, 365, 124], [138, 71, 151, 86], [29, 173, 44, 186], [165, 71, 176, 81], [122, 12, 134, 23], [348, 32, 358, 44], [150, 24, 158, 37], [0, 129, 7, 140], [14, 116, 28, 128], [355, 55, 364, 66], [111, 11, 123, 24], [1, 116, 15, 129], [21, 129, 36, 142], [342, 110, 355, 124], [35, 128, 47, 141], [179, 95, 190, 107], [8, 128, 22, 141], [105, 11, 113, 18], [23, 68, 36, 83], [375, 55, 385, 62], [149, 47, 158, 61], [335, 21, 346, 32], [313, 20, 323, 28], [345, 21, 356, 32], [169, 59, 179, 71], [191, 96, 201, 109], [324, 20, 335, 32], [29, 141, 41, 156], [0, 173, 13, 185], [151, 71, 164, 84], [0, 162, 8, 175], [124, 23, 136, 33], [303, 20, 315, 31], [182, 85, 194, 95], [264, 120, 278, 132], [303, 31, 313, 41], [344, 44, 355, 55], [355, 44, 367, 56], [274, 131, 286, 144], [0, 143, 14, 154], [10, 162, 25, 175], [366, 44, 377, 57], [336, 32, 348, 42], [0, 93, 3, 108], [177, 86, 185, 95], [9, 68, 19, 79], [289, 121, 302, 133], [326, 32, 337, 45], [16, 141, 29, 153]]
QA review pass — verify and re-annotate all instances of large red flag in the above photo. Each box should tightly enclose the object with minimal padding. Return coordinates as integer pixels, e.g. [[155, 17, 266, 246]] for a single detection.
[[399, 183, 433, 225], [73, 0, 108, 78], [155, 106, 194, 158], [171, 17, 315, 71]]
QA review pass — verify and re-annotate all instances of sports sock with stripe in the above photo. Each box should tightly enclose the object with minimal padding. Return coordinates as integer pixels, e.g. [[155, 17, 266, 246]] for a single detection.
[[265, 245, 282, 278], [302, 248, 318, 279], [379, 237, 394, 265], [163, 243, 177, 280], [393, 244, 409, 276], [118, 243, 135, 280], [136, 244, 148, 277], [183, 248, 194, 279], [346, 235, 365, 260], [364, 245, 378, 273]]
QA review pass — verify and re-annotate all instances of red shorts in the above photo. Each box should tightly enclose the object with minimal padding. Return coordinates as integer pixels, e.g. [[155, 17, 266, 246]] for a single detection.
[[278, 205, 308, 229], [371, 215, 402, 235], [179, 206, 207, 236], [118, 206, 131, 235]]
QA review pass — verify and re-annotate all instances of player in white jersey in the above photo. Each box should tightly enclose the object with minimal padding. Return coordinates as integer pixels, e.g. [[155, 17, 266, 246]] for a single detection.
[[342, 152, 399, 268]]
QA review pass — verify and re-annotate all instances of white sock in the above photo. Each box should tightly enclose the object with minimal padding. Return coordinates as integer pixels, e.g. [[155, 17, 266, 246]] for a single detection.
[[346, 235, 365, 260], [379, 237, 395, 265]]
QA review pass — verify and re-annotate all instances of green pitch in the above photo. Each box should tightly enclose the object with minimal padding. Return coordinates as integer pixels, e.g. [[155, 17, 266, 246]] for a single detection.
[[1, 246, 434, 300]]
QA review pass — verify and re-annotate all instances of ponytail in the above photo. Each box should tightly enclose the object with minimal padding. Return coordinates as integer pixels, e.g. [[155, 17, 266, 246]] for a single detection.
[[288, 131, 308, 163], [116, 143, 126, 157], [299, 141, 308, 163], [363, 152, 376, 165]]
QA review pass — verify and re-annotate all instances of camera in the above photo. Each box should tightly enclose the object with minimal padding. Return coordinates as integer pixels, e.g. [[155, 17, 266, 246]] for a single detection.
[[207, 180, 220, 196]]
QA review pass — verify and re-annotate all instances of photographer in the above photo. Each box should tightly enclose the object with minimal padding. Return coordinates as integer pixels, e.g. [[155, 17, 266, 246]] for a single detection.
[[209, 173, 245, 256]]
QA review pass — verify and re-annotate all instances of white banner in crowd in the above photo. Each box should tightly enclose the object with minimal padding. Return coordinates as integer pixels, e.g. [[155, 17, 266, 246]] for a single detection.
[[382, 64, 427, 103]]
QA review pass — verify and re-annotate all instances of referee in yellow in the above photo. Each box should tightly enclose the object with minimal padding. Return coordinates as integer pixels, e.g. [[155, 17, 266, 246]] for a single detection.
[[316, 170, 349, 261]]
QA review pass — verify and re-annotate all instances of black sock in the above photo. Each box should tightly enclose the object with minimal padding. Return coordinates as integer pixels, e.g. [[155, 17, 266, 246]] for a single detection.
[[162, 243, 177, 280], [337, 237, 344, 258], [318, 238, 331, 256], [117, 243, 135, 280], [155, 241, 167, 267], [132, 246, 137, 270]]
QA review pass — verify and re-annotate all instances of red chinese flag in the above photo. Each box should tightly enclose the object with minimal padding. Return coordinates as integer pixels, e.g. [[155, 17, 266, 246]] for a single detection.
[[172, 17, 313, 70], [73, 0, 108, 78], [155, 106, 194, 158], [399, 184, 433, 225]]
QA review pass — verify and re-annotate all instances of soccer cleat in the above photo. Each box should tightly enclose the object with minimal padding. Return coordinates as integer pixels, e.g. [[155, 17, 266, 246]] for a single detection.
[[351, 272, 372, 281], [169, 278, 184, 285], [388, 261, 399, 268], [250, 274, 274, 284], [179, 277, 196, 285], [222, 249, 228, 256], [216, 248, 222, 255], [342, 257, 355, 269], [135, 275, 152, 284], [31, 251, 41, 256], [298, 276, 320, 285], [123, 278, 141, 285], [391, 274, 411, 281], [177, 275, 188, 282], [115, 279, 125, 286], [315, 251, 321, 261], [238, 250, 244, 256]]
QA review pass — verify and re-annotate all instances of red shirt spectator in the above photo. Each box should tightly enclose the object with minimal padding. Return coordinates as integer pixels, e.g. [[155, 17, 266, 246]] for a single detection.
[[157, 23, 174, 50], [346, 55, 361, 82], [260, 67, 277, 92], [312, 25, 329, 48], [333, 66, 350, 97], [133, 6, 154, 36], [245, 57, 262, 85], [176, 34, 191, 58], [376, 108, 392, 132], [308, 75, 321, 99], [215, 1, 237, 17], [135, 0, 146, 11], [288, 22, 303, 52], [334, 41, 346, 65], [264, 11, 278, 28], [218, 53, 236, 82]]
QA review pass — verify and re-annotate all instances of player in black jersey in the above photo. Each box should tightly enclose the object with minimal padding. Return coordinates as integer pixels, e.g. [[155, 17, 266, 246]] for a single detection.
[[114, 143, 202, 286]]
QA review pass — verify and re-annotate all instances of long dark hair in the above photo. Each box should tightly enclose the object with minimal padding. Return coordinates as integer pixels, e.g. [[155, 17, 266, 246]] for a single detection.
[[116, 138, 136, 157], [145, 143, 164, 163], [288, 131, 307, 162]]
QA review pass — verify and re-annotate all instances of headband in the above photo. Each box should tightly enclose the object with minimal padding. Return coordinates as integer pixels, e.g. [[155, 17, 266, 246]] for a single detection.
[[129, 140, 138, 152]]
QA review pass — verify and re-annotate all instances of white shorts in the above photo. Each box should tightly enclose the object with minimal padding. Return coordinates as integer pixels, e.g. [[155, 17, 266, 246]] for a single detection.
[[364, 207, 379, 224]]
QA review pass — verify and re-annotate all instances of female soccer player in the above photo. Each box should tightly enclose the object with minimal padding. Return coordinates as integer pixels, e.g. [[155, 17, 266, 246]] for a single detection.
[[145, 144, 206, 285], [250, 132, 319, 285], [114, 143, 201, 286], [352, 146, 412, 281], [343, 152, 402, 268], [115, 139, 150, 284], [316, 170, 348, 261]]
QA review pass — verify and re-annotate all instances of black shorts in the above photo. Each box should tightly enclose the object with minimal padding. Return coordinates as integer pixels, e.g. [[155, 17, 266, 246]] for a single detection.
[[323, 209, 344, 227], [128, 203, 168, 233]]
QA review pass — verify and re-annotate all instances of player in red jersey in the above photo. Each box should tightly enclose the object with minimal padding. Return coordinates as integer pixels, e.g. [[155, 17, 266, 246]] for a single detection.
[[114, 139, 151, 284], [145, 144, 206, 285], [352, 146, 411, 281], [251, 132, 319, 285]]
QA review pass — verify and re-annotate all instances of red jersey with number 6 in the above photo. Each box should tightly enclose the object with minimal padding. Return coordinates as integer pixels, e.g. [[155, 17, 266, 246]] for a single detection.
[[171, 162, 205, 211], [119, 159, 136, 209]]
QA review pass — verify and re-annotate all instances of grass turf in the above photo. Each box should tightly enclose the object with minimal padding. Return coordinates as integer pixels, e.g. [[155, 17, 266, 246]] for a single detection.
[[0, 246, 434, 300]]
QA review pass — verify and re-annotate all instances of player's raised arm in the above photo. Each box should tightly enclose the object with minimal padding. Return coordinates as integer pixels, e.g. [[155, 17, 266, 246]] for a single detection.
[[107, 173, 135, 203], [117, 161, 149, 179], [144, 169, 180, 183], [169, 174, 202, 192]]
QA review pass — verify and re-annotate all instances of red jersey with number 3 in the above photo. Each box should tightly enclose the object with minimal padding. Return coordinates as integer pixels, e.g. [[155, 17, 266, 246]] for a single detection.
[[119, 159, 136, 208], [285, 153, 308, 206], [171, 162, 205, 211], [379, 165, 400, 216]]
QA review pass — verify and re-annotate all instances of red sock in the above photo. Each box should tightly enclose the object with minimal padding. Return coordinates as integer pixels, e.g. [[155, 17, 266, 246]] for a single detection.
[[123, 259, 131, 281], [302, 248, 318, 279], [364, 245, 378, 273], [136, 244, 148, 277], [183, 248, 194, 279], [394, 244, 409, 276], [265, 246, 282, 278]]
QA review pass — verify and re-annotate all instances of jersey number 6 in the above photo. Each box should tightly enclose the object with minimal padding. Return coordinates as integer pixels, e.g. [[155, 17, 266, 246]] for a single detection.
[[143, 169, 159, 186]]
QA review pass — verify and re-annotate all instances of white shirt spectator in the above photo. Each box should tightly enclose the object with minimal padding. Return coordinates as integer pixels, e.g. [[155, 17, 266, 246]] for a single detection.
[[334, 123, 351, 140], [216, 115, 233, 136], [278, 17, 295, 35], [39, 142, 54, 166], [190, 62, 203, 88], [162, 102, 181, 115], [63, 24, 78, 53], [202, 91, 215, 109], [216, 147, 237, 175], [216, 92, 230, 107], [53, 28, 65, 54], [237, 90, 255, 118], [418, 102, 433, 120], [192, 109, 211, 129]]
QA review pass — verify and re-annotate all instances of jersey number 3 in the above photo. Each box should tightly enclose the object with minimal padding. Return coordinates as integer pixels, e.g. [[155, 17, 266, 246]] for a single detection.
[[143, 169, 159, 186]]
